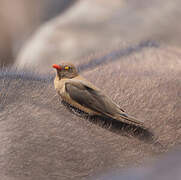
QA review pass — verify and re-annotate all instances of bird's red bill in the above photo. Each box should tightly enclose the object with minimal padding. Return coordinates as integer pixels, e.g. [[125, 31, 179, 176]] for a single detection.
[[52, 64, 61, 70]]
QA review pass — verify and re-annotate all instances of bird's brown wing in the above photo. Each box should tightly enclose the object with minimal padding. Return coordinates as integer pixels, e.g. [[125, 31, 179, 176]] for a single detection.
[[65, 81, 121, 117], [65, 81, 144, 127]]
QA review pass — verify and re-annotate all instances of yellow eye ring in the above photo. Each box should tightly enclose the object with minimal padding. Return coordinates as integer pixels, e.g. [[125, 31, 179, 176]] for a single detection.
[[64, 66, 69, 70]]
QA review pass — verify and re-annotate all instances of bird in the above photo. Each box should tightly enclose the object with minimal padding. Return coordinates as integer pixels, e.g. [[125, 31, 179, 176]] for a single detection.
[[52, 63, 144, 127]]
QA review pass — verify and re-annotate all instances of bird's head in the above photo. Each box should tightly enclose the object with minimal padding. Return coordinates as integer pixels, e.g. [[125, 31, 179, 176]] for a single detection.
[[52, 63, 78, 79]]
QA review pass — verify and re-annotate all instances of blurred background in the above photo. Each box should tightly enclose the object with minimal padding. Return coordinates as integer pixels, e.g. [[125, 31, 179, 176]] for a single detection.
[[1, 0, 181, 68], [0, 0, 76, 66]]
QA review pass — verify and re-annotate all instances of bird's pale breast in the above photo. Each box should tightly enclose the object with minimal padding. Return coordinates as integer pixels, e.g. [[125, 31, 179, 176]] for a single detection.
[[54, 76, 100, 115]]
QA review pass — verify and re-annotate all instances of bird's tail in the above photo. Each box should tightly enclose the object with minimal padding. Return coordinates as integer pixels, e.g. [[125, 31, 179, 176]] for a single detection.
[[117, 112, 145, 127]]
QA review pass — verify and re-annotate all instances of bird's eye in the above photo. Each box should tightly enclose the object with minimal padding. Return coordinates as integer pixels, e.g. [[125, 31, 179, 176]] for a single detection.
[[64, 66, 69, 70]]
